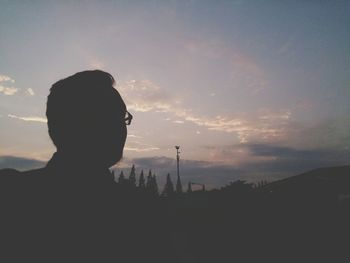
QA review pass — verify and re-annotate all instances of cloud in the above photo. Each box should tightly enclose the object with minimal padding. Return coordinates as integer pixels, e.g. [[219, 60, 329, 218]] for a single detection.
[[89, 59, 104, 69], [124, 141, 160, 152], [271, 117, 350, 150], [0, 155, 46, 171], [122, 79, 349, 150], [118, 79, 175, 112], [26, 88, 35, 96], [0, 75, 15, 83], [244, 146, 350, 180], [230, 52, 267, 95], [0, 74, 37, 97], [9, 76, 290, 147], [0, 74, 17, 96], [127, 134, 143, 139], [202, 142, 350, 181], [173, 120, 184, 124], [183, 37, 267, 95], [180, 109, 291, 143], [247, 144, 350, 168], [118, 79, 292, 143], [132, 156, 178, 169], [0, 86, 18, 95], [8, 114, 47, 123]]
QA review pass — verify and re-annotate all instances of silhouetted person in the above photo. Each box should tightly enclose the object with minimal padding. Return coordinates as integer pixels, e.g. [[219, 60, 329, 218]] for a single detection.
[[0, 70, 164, 262]]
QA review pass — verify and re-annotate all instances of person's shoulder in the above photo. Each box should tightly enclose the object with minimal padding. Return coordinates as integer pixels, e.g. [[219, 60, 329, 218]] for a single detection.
[[0, 168, 22, 178], [0, 168, 21, 174], [0, 167, 46, 176], [0, 168, 46, 184], [0, 168, 47, 198], [21, 168, 46, 177], [0, 169, 25, 195]]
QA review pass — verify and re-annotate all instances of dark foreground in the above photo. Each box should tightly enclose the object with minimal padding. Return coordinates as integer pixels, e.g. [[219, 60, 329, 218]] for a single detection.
[[1, 165, 350, 263]]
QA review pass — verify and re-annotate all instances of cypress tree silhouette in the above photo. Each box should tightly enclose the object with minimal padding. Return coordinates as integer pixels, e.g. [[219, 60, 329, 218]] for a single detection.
[[129, 164, 136, 187], [146, 169, 157, 196], [138, 170, 145, 189], [152, 174, 159, 196], [176, 175, 183, 194], [118, 170, 125, 185], [162, 173, 174, 197], [146, 170, 152, 189]]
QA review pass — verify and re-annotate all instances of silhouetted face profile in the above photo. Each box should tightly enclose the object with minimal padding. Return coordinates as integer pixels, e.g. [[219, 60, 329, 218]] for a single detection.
[[46, 70, 130, 169]]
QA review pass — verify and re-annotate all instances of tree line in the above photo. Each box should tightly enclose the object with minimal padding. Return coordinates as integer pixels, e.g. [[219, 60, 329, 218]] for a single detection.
[[113, 164, 186, 197], [113, 164, 271, 198]]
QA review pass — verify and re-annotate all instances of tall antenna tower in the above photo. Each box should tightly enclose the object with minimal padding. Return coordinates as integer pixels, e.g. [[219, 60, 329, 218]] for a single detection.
[[175, 146, 182, 193]]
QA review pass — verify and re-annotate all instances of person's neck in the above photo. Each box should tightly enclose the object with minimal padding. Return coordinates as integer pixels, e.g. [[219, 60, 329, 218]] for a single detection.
[[46, 151, 113, 182]]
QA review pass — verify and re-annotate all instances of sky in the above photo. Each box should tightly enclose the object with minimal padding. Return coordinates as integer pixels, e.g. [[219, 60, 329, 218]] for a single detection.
[[1, 0, 350, 188]]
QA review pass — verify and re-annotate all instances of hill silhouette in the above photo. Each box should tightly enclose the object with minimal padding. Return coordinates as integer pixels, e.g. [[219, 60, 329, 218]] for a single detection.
[[159, 165, 350, 263], [263, 165, 350, 202], [0, 155, 46, 170], [266, 165, 350, 187]]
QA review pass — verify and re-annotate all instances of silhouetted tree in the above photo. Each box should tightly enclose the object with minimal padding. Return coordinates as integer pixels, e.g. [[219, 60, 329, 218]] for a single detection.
[[138, 170, 145, 189], [129, 164, 136, 187], [146, 170, 159, 196], [176, 175, 183, 194], [118, 170, 125, 185], [162, 173, 174, 197], [152, 174, 159, 196], [146, 169, 152, 190]]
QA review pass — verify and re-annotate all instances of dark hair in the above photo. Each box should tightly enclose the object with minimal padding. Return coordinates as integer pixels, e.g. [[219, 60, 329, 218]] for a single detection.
[[46, 70, 127, 153]]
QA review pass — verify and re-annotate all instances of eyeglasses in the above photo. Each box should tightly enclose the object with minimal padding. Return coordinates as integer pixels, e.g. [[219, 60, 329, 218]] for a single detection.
[[125, 111, 133, 125]]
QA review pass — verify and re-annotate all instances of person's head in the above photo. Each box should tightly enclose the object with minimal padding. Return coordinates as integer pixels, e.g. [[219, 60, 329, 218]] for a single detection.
[[46, 70, 131, 168]]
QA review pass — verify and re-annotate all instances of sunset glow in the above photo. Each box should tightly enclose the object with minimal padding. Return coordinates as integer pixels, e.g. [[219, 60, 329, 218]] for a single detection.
[[1, 1, 349, 188]]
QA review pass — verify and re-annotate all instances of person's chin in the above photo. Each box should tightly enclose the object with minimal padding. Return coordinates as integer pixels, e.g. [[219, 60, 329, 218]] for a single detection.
[[108, 151, 123, 167], [95, 151, 123, 168]]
